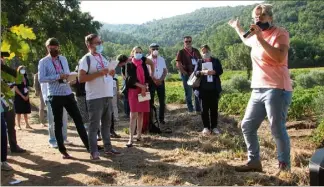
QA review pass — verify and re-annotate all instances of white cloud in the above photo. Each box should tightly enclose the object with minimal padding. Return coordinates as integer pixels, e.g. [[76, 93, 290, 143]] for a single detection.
[[80, 1, 263, 24]]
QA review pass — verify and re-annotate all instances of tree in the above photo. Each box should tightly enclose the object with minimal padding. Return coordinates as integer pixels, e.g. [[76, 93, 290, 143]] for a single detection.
[[225, 43, 251, 79]]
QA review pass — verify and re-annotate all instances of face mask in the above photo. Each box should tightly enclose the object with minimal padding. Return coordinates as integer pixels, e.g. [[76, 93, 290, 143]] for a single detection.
[[95, 44, 104, 54], [134, 53, 142, 60], [256, 21, 271, 31], [49, 49, 59, 57], [152, 50, 159, 56], [20, 69, 26, 74], [202, 52, 211, 59]]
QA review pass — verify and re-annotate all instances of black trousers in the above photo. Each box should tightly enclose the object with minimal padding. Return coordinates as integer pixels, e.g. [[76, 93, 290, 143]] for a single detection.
[[200, 90, 220, 129], [49, 94, 89, 153], [3, 109, 19, 151], [149, 81, 166, 121], [1, 112, 8, 162]]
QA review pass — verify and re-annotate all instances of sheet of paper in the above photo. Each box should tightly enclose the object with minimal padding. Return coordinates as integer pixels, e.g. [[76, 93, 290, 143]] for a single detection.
[[202, 62, 213, 82], [67, 72, 78, 82], [108, 60, 118, 70]]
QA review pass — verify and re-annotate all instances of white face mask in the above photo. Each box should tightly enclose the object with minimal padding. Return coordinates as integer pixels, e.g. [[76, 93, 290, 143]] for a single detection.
[[152, 50, 159, 56], [20, 69, 26, 74]]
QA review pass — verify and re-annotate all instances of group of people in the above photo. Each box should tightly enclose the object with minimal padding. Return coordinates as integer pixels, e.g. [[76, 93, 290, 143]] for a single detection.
[[2, 4, 293, 174]]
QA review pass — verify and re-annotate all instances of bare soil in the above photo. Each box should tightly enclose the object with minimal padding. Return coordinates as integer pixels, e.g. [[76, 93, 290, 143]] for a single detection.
[[1, 94, 316, 186]]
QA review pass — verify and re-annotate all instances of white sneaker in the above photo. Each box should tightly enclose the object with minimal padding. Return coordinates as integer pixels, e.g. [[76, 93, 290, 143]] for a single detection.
[[64, 140, 73, 145], [202, 128, 211, 135], [49, 143, 58, 148], [1, 162, 13, 171], [212, 128, 220, 135]]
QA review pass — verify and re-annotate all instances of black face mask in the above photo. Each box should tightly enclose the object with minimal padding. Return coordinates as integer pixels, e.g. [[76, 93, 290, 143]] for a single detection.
[[49, 49, 59, 57], [256, 21, 271, 31]]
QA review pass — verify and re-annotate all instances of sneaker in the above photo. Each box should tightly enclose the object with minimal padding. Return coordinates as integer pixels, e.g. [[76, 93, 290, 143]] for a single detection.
[[188, 111, 195, 115], [212, 128, 220, 135], [235, 160, 263, 172], [90, 152, 101, 161], [64, 140, 73, 145], [202, 128, 211, 135], [275, 161, 290, 176], [49, 143, 58, 148], [1, 162, 13, 171], [105, 148, 121, 155]]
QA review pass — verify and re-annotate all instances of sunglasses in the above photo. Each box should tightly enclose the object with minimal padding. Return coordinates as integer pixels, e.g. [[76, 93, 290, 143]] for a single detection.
[[151, 48, 159, 51], [185, 40, 192, 43]]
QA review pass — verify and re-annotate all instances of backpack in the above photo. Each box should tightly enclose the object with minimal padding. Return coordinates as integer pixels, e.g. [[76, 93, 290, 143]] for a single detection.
[[71, 56, 91, 96]]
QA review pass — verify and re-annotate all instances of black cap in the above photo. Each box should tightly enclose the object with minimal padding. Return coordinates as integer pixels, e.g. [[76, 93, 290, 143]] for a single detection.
[[149, 43, 159, 48], [45, 38, 60, 46], [1, 51, 10, 58]]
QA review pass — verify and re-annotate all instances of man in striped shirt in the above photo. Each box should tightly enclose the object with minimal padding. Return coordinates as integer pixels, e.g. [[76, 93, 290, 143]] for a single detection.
[[38, 38, 89, 159]]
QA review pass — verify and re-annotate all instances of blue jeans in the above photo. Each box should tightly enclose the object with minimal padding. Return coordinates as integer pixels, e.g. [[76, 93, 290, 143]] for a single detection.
[[181, 74, 201, 112], [241, 88, 292, 167], [46, 101, 68, 145]]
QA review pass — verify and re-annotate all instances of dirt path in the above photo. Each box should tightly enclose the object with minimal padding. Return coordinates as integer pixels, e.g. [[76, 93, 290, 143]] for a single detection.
[[1, 95, 316, 186]]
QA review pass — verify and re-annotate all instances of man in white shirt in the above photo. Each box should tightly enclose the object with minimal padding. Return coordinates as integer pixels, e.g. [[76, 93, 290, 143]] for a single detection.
[[147, 43, 168, 125], [78, 34, 121, 160], [40, 82, 71, 148]]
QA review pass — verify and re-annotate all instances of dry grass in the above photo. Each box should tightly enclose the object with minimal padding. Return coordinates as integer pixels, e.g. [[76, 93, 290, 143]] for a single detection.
[[0, 95, 316, 186]]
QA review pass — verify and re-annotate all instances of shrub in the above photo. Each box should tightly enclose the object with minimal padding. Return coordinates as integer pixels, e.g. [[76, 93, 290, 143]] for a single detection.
[[219, 93, 251, 117], [295, 74, 317, 88], [228, 75, 251, 93], [295, 70, 324, 88], [312, 120, 324, 148], [309, 70, 324, 85], [221, 81, 236, 94]]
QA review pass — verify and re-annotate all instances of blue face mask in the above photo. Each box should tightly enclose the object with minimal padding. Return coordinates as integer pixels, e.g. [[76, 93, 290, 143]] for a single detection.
[[95, 44, 104, 54], [134, 53, 142, 60]]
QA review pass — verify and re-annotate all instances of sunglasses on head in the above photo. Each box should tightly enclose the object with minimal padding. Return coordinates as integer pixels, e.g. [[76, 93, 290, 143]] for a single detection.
[[185, 40, 192, 43]]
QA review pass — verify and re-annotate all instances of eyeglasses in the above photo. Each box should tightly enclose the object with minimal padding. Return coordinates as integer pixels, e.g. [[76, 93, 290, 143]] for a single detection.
[[151, 48, 159, 51], [185, 40, 192, 43]]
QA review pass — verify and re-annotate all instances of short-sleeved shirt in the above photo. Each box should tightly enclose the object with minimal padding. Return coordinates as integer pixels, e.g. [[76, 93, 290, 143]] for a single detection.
[[79, 53, 113, 100], [247, 26, 292, 91], [146, 55, 167, 79], [176, 47, 202, 74]]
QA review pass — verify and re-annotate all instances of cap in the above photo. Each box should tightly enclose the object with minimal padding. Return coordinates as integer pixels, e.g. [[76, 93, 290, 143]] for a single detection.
[[149, 43, 159, 48]]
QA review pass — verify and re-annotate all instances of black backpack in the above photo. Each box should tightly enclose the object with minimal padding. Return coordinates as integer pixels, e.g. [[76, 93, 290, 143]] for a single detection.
[[71, 56, 91, 96]]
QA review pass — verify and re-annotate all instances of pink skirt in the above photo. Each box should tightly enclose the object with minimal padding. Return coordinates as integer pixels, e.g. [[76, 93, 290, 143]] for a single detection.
[[128, 88, 150, 112]]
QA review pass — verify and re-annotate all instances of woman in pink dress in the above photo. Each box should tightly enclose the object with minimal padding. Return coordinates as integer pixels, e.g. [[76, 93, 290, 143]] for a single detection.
[[125, 46, 154, 147]]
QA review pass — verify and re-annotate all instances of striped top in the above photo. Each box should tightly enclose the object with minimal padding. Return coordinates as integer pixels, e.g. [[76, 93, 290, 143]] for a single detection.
[[38, 55, 72, 96]]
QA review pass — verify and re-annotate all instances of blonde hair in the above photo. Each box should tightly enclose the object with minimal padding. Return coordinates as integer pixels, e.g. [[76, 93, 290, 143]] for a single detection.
[[130, 46, 142, 56], [252, 4, 273, 18]]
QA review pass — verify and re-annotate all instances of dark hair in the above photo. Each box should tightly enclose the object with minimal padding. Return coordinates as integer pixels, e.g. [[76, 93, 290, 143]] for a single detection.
[[200, 44, 211, 51], [45, 38, 60, 46], [85, 34, 98, 45], [116, 54, 128, 63], [183, 36, 192, 40]]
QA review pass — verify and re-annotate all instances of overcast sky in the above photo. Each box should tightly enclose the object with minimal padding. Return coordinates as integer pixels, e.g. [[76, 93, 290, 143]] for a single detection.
[[80, 1, 263, 24]]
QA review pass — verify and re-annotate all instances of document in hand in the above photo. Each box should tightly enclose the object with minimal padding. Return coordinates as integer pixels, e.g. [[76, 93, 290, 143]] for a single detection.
[[108, 60, 118, 70], [67, 72, 78, 82]]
